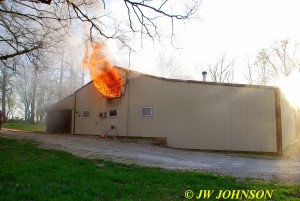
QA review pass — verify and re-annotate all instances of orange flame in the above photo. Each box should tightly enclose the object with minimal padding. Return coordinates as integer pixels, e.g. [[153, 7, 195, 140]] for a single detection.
[[82, 42, 122, 98]]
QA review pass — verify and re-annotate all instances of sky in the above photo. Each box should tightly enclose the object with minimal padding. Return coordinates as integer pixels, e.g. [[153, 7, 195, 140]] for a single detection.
[[103, 0, 300, 83]]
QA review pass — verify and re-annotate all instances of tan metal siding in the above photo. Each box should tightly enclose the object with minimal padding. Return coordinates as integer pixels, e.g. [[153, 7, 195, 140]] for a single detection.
[[74, 83, 128, 136], [48, 95, 75, 134], [297, 110, 300, 137], [128, 75, 277, 152], [53, 95, 74, 110], [280, 93, 296, 150]]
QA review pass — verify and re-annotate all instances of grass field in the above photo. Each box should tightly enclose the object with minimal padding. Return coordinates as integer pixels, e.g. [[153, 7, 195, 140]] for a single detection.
[[0, 137, 299, 201], [2, 122, 46, 132]]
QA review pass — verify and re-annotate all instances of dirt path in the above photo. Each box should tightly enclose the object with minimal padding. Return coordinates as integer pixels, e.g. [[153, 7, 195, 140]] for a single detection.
[[1, 129, 299, 184]]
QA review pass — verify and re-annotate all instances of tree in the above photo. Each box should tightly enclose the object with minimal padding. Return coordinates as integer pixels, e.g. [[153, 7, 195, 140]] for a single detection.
[[58, 51, 65, 101], [13, 41, 88, 123], [250, 39, 300, 85], [251, 49, 273, 85], [49, 42, 88, 101], [6, 93, 16, 119], [155, 52, 185, 79], [255, 40, 299, 78], [35, 70, 58, 124], [0, 65, 8, 122], [0, 0, 58, 70], [1, 0, 198, 122], [0, 61, 16, 122], [0, 0, 199, 68], [13, 62, 39, 122], [208, 54, 235, 83], [245, 60, 253, 85], [30, 69, 38, 124]]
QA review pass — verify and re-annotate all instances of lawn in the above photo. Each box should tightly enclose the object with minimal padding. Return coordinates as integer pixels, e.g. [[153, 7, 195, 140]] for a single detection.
[[2, 122, 46, 132], [0, 137, 299, 201]]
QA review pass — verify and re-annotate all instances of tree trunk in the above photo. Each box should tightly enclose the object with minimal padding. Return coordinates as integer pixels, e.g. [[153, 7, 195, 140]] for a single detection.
[[24, 101, 29, 122], [30, 70, 37, 124], [70, 65, 75, 92], [58, 52, 64, 100], [1, 67, 7, 122], [81, 69, 85, 86]]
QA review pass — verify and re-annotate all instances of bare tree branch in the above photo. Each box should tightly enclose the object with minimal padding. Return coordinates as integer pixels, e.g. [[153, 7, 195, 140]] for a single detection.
[[1, 0, 198, 72], [0, 43, 42, 61], [208, 54, 235, 83], [253, 39, 300, 85]]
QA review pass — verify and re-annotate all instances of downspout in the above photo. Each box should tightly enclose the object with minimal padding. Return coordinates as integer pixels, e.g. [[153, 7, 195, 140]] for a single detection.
[[126, 77, 130, 136], [275, 88, 282, 156], [126, 51, 131, 137], [73, 91, 77, 134]]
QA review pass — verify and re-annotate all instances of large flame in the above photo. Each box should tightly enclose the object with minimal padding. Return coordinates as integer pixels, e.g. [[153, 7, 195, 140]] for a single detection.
[[82, 42, 122, 98], [277, 71, 300, 109]]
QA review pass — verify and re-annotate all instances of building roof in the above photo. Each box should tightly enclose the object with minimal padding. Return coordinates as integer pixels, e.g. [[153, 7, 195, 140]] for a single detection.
[[116, 66, 278, 90], [65, 65, 279, 100]]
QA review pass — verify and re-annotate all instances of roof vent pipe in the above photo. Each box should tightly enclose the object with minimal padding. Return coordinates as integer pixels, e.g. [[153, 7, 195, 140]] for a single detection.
[[202, 71, 207, 81]]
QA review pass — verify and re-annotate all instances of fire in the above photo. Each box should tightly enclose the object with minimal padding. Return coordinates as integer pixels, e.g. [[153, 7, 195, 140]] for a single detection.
[[277, 71, 300, 109], [81, 42, 122, 98]]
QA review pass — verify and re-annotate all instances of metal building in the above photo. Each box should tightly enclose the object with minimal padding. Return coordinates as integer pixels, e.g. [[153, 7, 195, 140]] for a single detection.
[[47, 67, 299, 155]]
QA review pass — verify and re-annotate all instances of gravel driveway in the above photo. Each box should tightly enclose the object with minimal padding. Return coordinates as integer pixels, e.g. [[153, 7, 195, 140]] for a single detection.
[[1, 129, 299, 184]]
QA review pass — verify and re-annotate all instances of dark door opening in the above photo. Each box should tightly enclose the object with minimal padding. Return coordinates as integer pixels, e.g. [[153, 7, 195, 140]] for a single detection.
[[47, 110, 72, 134]]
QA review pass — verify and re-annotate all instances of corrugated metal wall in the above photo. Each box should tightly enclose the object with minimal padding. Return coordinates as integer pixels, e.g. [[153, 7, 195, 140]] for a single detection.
[[74, 82, 129, 136], [47, 95, 75, 134], [280, 93, 297, 150], [127, 74, 277, 152], [52, 94, 74, 110], [66, 72, 298, 153], [296, 108, 300, 138], [297, 110, 300, 137]]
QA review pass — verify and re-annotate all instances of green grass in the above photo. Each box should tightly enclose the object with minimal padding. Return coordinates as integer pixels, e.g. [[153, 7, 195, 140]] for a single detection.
[[0, 137, 299, 201], [2, 122, 46, 132]]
